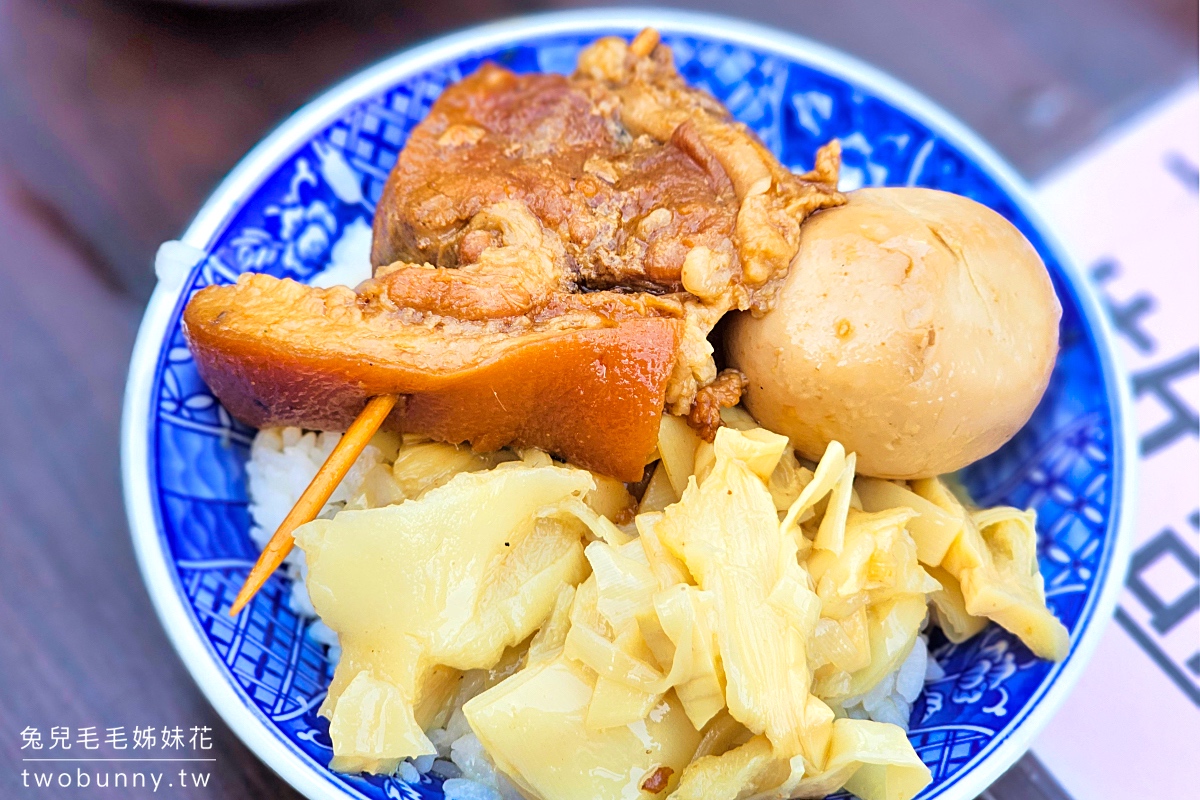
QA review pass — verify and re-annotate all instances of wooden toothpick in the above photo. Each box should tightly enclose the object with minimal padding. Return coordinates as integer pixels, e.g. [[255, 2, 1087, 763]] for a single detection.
[[228, 394, 399, 616]]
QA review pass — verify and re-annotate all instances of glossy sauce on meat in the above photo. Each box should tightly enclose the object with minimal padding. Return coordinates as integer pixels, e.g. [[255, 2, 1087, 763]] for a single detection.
[[371, 64, 740, 293], [181, 31, 844, 477]]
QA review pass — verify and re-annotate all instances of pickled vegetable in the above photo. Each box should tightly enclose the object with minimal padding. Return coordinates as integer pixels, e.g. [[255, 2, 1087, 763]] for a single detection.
[[465, 656, 700, 800], [294, 463, 592, 772]]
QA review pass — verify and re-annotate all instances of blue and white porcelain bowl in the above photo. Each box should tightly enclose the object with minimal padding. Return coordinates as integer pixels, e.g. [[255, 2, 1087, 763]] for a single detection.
[[121, 10, 1136, 800]]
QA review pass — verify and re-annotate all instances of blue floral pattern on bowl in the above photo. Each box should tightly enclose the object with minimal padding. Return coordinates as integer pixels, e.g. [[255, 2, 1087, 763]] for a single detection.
[[125, 13, 1131, 800]]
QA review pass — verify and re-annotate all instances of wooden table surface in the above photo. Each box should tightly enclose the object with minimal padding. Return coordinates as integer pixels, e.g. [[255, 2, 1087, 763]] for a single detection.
[[0, 1, 1194, 797]]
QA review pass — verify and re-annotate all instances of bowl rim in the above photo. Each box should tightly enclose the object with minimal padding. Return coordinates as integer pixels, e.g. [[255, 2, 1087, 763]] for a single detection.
[[121, 8, 1138, 800]]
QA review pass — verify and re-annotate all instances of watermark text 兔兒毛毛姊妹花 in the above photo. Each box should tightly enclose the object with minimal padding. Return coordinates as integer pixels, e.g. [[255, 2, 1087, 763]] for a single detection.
[[18, 725, 214, 792]]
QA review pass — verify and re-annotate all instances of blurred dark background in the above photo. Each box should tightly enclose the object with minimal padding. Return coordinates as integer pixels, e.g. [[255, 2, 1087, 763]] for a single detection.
[[0, 1, 1194, 798]]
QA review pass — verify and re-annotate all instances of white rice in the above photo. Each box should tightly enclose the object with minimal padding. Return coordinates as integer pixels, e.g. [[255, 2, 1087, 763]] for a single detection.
[[840, 635, 937, 731], [246, 426, 944, 793], [245, 427, 387, 624]]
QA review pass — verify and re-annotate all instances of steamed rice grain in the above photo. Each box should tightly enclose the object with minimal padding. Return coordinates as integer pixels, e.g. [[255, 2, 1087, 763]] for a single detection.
[[840, 634, 931, 731]]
